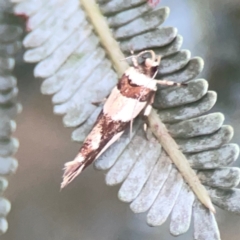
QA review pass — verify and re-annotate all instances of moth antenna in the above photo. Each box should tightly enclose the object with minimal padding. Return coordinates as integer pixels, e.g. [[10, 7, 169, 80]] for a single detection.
[[137, 50, 156, 62], [120, 55, 136, 61], [120, 55, 138, 67]]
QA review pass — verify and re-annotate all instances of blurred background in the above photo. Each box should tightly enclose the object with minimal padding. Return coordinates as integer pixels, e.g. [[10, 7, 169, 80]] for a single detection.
[[2, 0, 240, 239]]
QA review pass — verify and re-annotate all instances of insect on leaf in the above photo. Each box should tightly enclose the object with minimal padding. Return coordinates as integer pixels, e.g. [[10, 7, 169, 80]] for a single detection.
[[13, 0, 240, 239]]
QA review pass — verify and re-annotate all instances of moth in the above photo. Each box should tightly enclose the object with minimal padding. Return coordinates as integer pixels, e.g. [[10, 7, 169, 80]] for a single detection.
[[61, 50, 185, 188]]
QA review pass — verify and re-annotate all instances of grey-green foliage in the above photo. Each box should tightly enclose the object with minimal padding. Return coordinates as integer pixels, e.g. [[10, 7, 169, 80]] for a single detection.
[[0, 0, 22, 235], [15, 0, 240, 239]]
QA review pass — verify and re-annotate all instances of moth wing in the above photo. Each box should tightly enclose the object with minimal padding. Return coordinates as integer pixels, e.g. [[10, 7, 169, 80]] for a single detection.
[[103, 74, 148, 122]]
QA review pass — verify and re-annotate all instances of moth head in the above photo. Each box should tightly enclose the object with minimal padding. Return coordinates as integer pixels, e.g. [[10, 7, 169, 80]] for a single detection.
[[144, 55, 161, 68], [124, 50, 161, 78], [137, 50, 161, 78]]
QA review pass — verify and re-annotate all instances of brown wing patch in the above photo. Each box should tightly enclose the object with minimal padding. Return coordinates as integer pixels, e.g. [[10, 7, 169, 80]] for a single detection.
[[61, 112, 127, 188], [117, 74, 153, 102], [79, 111, 128, 170]]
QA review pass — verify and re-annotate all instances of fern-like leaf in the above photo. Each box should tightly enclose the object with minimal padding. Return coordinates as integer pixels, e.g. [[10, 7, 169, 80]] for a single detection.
[[12, 0, 240, 239]]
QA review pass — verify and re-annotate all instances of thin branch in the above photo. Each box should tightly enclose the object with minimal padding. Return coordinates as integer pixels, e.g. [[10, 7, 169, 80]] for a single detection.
[[148, 110, 215, 213], [80, 0, 128, 76]]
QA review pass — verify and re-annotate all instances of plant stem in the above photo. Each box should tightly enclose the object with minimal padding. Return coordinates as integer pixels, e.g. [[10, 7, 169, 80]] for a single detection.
[[80, 0, 128, 76], [148, 109, 215, 213]]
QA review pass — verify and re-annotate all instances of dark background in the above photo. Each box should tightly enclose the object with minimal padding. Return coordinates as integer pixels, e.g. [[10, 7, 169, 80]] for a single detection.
[[2, 0, 240, 239]]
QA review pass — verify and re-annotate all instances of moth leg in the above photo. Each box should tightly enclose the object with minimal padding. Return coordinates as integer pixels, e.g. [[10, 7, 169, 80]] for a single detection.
[[144, 91, 155, 116], [142, 91, 155, 140], [144, 104, 152, 117], [91, 98, 107, 107], [142, 104, 154, 140], [155, 79, 188, 87], [129, 119, 134, 138]]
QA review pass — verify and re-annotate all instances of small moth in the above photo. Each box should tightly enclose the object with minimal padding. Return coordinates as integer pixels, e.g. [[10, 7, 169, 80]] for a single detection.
[[61, 50, 185, 188]]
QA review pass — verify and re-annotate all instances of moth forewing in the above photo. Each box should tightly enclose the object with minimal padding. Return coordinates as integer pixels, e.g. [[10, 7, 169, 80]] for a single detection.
[[61, 50, 161, 188]]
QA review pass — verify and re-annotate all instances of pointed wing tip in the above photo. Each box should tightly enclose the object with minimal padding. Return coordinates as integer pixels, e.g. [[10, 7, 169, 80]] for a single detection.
[[60, 160, 85, 188], [60, 176, 69, 190], [60, 179, 68, 189]]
